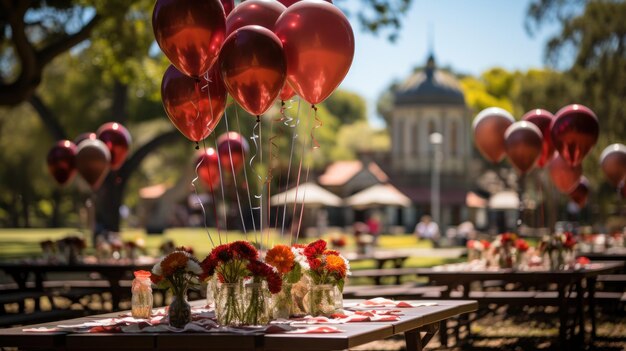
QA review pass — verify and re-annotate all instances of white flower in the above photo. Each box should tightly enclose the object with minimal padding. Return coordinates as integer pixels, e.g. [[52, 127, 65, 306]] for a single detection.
[[474, 241, 484, 251], [340, 254, 351, 276], [152, 258, 164, 275], [291, 247, 310, 271], [187, 260, 202, 275]]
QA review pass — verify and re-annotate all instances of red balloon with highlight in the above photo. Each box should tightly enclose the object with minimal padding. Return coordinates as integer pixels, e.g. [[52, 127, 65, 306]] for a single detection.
[[275, 0, 354, 104], [161, 65, 226, 142], [551, 104, 599, 167], [504, 121, 543, 174], [76, 139, 111, 191], [522, 109, 554, 168], [47, 140, 77, 186], [548, 154, 583, 194], [217, 132, 250, 172], [225, 0, 286, 36], [472, 107, 515, 163], [220, 25, 287, 116], [152, 0, 226, 78], [196, 148, 221, 189], [599, 143, 626, 187], [97, 122, 131, 171]]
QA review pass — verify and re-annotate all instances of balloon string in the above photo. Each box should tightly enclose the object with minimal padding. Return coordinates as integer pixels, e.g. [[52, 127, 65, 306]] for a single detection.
[[194, 144, 216, 247], [266, 112, 283, 247], [294, 105, 316, 243], [211, 134, 229, 242], [249, 116, 263, 245], [310, 104, 322, 150], [222, 109, 248, 239], [234, 107, 258, 245], [282, 98, 301, 244]]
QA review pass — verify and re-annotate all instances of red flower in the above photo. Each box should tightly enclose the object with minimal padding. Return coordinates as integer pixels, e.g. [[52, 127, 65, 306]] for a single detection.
[[563, 232, 576, 249], [200, 254, 218, 280], [481, 240, 491, 249], [515, 239, 529, 252], [150, 273, 163, 285], [246, 260, 282, 294], [467, 240, 475, 249], [577, 256, 590, 265], [304, 239, 327, 259], [292, 243, 306, 249], [212, 244, 233, 262], [309, 257, 322, 271], [231, 241, 258, 261], [500, 233, 516, 243], [323, 249, 340, 256]]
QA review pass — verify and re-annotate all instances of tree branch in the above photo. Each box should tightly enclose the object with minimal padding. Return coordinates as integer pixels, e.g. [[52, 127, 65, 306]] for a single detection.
[[39, 14, 101, 65], [28, 94, 68, 140]]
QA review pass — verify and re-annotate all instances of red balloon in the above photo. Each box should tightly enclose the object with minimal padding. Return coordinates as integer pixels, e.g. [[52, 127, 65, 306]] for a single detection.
[[551, 104, 599, 167], [569, 176, 590, 208], [76, 139, 111, 191], [279, 83, 296, 101], [196, 148, 221, 189], [548, 154, 582, 194], [504, 121, 543, 174], [152, 0, 226, 78], [220, 25, 287, 116], [74, 132, 96, 146], [275, 0, 354, 105], [600, 143, 626, 187], [161, 65, 226, 142], [278, 0, 333, 6], [217, 132, 250, 172], [47, 140, 77, 186], [472, 107, 515, 163], [97, 122, 131, 171], [221, 0, 234, 16], [522, 109, 554, 168], [226, 0, 286, 36]]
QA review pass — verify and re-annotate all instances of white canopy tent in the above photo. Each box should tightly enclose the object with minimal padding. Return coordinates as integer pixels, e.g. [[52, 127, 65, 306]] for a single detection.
[[269, 182, 342, 207], [345, 183, 412, 209], [488, 190, 519, 210]]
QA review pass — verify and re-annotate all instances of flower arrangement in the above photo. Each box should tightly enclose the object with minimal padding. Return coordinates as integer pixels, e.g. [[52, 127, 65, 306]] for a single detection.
[[151, 250, 202, 327], [466, 239, 491, 261], [492, 233, 517, 268], [539, 232, 577, 270], [265, 244, 303, 318], [302, 240, 350, 316], [200, 241, 282, 326], [514, 238, 530, 267], [329, 234, 347, 248]]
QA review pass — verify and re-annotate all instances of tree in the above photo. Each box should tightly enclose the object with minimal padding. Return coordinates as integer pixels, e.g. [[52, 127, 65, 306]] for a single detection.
[[322, 89, 367, 125]]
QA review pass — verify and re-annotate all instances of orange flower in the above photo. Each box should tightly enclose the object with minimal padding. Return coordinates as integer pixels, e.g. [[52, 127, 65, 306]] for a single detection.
[[265, 244, 295, 275], [161, 251, 189, 277], [325, 254, 347, 278]]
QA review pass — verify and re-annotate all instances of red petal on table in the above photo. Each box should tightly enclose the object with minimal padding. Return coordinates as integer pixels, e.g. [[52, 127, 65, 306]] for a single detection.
[[355, 310, 375, 317], [89, 326, 122, 333], [290, 326, 342, 333], [345, 315, 370, 322], [395, 301, 413, 307], [330, 313, 349, 319]]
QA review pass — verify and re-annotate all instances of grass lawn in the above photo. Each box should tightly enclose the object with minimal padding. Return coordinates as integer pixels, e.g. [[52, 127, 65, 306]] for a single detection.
[[0, 228, 455, 269]]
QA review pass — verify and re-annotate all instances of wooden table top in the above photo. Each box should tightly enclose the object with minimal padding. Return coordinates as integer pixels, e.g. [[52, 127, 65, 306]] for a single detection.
[[0, 299, 477, 351]]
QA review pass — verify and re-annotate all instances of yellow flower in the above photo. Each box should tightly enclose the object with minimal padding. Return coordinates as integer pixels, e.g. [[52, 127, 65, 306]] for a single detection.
[[325, 254, 347, 278]]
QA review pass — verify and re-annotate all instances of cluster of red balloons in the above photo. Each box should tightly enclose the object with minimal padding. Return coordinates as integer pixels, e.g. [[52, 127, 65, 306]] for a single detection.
[[46, 123, 131, 191], [473, 104, 599, 207], [196, 132, 249, 188], [153, 0, 354, 142]]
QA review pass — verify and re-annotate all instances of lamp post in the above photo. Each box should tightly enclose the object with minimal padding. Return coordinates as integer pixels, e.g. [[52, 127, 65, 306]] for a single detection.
[[430, 132, 443, 227]]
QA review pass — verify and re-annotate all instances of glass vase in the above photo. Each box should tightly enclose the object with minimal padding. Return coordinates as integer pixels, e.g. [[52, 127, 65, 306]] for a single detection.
[[215, 282, 243, 326], [291, 275, 310, 317], [206, 276, 217, 308], [308, 284, 342, 317], [131, 274, 153, 319], [242, 282, 270, 326], [272, 282, 293, 319], [168, 292, 191, 328]]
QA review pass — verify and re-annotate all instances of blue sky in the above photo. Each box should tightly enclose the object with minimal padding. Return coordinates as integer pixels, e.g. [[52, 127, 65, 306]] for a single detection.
[[339, 0, 560, 126]]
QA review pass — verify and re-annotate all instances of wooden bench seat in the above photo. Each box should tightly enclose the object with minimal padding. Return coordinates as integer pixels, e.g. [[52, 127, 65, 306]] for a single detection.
[[350, 268, 420, 285]]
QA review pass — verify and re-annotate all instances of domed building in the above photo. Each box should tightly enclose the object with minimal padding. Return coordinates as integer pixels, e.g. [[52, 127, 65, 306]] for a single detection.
[[388, 53, 479, 230]]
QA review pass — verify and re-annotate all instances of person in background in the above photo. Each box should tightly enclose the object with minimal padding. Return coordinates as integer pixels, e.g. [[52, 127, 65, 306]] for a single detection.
[[456, 220, 476, 246], [414, 215, 440, 247], [366, 213, 381, 245]]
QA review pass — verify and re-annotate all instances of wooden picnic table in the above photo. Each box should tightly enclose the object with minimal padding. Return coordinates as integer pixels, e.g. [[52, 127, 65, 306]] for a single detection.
[[415, 261, 624, 347], [0, 299, 477, 351], [0, 259, 156, 311], [343, 251, 410, 270]]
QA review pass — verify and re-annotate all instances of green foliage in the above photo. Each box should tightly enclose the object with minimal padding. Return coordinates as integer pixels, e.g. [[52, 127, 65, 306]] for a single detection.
[[322, 89, 367, 125], [330, 121, 390, 161], [460, 76, 513, 114]]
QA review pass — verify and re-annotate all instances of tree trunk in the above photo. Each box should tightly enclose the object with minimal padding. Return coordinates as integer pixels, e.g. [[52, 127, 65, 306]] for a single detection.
[[50, 189, 61, 228], [111, 81, 128, 124], [95, 130, 182, 233]]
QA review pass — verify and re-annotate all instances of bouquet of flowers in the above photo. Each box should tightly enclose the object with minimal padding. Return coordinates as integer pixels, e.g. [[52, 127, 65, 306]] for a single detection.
[[302, 240, 350, 316], [265, 244, 303, 318], [514, 238, 530, 267], [151, 250, 202, 327], [200, 241, 281, 326], [491, 233, 517, 268], [539, 232, 577, 270], [466, 239, 491, 261]]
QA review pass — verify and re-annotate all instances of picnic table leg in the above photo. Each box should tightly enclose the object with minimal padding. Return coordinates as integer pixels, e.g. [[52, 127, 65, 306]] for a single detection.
[[575, 281, 584, 342], [588, 277, 597, 341], [404, 324, 439, 351], [558, 283, 568, 346], [8, 270, 30, 313], [438, 285, 453, 347], [103, 271, 125, 311]]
